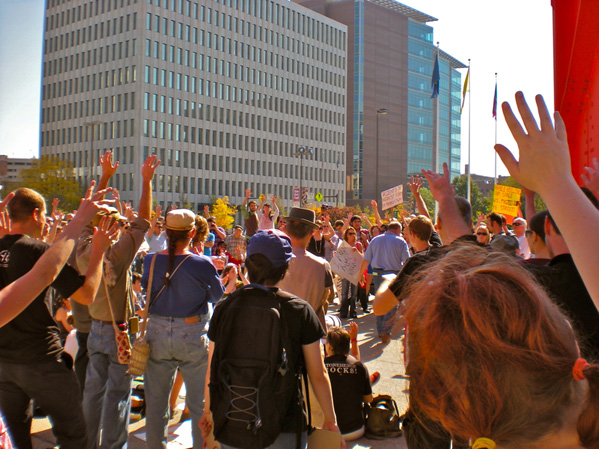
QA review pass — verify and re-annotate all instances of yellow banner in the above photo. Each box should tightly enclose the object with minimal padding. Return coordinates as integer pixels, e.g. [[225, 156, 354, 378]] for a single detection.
[[492, 185, 521, 216]]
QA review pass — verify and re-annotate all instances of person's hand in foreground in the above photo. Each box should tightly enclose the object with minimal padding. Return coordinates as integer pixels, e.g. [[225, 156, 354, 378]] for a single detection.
[[495, 91, 599, 308]]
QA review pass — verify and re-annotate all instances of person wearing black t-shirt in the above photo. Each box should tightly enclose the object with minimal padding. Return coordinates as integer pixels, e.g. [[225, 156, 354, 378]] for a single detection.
[[325, 327, 372, 440], [0, 187, 108, 449]]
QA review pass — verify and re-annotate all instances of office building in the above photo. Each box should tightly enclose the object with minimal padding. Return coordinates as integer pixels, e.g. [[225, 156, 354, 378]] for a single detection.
[[294, 0, 465, 206], [40, 0, 348, 210]]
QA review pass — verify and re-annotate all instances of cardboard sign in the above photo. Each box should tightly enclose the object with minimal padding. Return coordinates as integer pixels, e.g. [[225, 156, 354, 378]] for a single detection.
[[492, 185, 521, 217], [330, 240, 363, 286], [381, 185, 404, 211]]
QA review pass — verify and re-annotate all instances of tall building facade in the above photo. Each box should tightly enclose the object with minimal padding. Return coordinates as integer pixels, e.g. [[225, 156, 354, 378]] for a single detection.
[[294, 0, 465, 206], [40, 0, 347, 210]]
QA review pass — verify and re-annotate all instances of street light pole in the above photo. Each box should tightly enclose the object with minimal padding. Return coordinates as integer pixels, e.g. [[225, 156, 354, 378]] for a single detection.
[[375, 108, 389, 202], [295, 145, 314, 207]]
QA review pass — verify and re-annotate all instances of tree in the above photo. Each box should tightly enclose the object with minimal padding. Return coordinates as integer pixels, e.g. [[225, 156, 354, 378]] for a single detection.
[[2, 156, 83, 212], [210, 196, 237, 230], [452, 175, 491, 219]]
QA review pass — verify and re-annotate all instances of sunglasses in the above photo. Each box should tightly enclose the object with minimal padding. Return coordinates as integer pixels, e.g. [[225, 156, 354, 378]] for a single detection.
[[476, 232, 488, 236], [347, 232, 356, 236], [513, 222, 524, 226]]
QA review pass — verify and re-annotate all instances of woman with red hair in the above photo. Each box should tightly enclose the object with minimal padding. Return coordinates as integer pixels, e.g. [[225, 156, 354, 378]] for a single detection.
[[402, 245, 599, 449]]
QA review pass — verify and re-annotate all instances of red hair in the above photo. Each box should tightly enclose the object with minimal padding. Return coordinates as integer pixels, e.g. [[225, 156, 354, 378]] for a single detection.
[[403, 245, 599, 448]]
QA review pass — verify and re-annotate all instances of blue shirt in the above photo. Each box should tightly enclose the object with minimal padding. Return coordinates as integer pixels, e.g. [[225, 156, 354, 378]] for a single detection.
[[363, 231, 410, 271], [142, 253, 224, 317]]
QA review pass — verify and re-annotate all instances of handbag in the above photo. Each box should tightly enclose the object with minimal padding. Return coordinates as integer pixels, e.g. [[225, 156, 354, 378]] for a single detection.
[[128, 253, 192, 376], [104, 272, 133, 365], [364, 394, 402, 439]]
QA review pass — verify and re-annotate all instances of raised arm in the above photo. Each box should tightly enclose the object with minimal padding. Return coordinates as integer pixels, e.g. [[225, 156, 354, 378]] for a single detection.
[[97, 150, 119, 197], [495, 92, 599, 307], [0, 185, 115, 323], [407, 175, 431, 219], [242, 188, 251, 208], [138, 155, 160, 220], [421, 163, 470, 243], [370, 200, 384, 227]]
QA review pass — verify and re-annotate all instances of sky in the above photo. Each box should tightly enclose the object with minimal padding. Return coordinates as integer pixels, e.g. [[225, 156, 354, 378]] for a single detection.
[[0, 0, 555, 178]]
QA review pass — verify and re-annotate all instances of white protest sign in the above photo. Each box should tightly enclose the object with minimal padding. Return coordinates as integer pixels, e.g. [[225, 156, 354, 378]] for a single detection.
[[330, 240, 363, 286], [381, 185, 404, 210]]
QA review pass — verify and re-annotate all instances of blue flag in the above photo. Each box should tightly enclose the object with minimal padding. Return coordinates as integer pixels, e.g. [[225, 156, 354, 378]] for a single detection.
[[431, 53, 440, 99]]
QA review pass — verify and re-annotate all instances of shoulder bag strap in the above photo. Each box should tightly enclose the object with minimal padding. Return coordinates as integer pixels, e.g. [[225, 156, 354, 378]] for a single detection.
[[138, 253, 193, 338]]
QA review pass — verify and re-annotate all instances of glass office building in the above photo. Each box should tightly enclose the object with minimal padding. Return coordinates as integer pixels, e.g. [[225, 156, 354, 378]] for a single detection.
[[294, 0, 465, 205]]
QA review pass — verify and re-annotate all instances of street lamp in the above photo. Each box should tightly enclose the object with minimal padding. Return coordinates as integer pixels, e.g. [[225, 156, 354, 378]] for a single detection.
[[84, 121, 103, 183], [375, 108, 389, 201], [295, 145, 314, 207]]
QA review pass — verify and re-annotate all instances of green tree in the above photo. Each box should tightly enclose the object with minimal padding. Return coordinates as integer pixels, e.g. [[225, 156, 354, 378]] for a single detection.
[[452, 175, 491, 219], [2, 156, 83, 212]]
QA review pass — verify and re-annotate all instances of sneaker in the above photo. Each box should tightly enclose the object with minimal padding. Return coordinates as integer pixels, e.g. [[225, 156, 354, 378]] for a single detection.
[[370, 371, 381, 386]]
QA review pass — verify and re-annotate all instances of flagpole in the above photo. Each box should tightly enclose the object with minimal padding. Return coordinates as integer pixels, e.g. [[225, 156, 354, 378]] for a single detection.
[[467, 59, 471, 203], [494, 72, 498, 184], [433, 43, 440, 221]]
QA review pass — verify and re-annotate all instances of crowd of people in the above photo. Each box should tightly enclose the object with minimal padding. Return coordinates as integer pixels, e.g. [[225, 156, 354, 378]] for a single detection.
[[0, 91, 598, 449]]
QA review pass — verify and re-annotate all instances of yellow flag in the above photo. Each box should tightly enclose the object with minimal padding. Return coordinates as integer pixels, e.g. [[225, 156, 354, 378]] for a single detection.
[[460, 67, 470, 114]]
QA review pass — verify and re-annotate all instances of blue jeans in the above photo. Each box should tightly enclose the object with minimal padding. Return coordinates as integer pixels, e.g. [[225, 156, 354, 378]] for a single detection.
[[219, 432, 307, 449], [373, 271, 399, 336], [83, 320, 135, 449], [0, 356, 86, 449], [339, 279, 357, 318], [145, 315, 209, 449]]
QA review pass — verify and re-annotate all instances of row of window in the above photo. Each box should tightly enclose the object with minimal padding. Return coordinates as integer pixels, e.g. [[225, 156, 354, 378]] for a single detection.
[[42, 120, 136, 147], [43, 41, 137, 81], [145, 11, 345, 70], [43, 91, 136, 124], [146, 0, 346, 50], [141, 116, 343, 147], [46, 0, 137, 24], [142, 94, 344, 129], [43, 64, 136, 100], [45, 13, 137, 54], [143, 36, 345, 88]]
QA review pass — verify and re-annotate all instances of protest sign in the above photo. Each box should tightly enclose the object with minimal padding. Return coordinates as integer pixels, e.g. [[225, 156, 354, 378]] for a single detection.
[[492, 185, 521, 217], [381, 185, 404, 210], [330, 240, 363, 286]]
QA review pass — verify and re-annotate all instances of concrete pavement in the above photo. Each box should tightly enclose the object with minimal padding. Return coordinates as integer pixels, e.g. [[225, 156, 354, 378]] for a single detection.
[[32, 299, 409, 449]]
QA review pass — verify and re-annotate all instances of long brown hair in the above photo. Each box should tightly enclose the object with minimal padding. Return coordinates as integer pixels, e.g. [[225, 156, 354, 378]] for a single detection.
[[403, 245, 599, 448], [164, 228, 193, 286]]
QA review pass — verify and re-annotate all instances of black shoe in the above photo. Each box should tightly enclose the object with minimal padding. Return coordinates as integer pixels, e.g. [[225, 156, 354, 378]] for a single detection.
[[350, 312, 358, 319]]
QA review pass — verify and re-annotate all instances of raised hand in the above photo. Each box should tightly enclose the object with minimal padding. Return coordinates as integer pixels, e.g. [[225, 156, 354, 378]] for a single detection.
[[494, 92, 570, 196], [581, 157, 599, 194], [91, 216, 121, 253], [0, 192, 15, 213], [99, 150, 119, 179], [407, 175, 425, 195], [0, 211, 11, 238], [141, 154, 161, 181], [421, 162, 455, 202]]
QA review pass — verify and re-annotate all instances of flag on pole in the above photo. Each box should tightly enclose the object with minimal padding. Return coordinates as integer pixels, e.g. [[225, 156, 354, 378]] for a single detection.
[[431, 53, 440, 99], [460, 67, 470, 114], [492, 81, 498, 119]]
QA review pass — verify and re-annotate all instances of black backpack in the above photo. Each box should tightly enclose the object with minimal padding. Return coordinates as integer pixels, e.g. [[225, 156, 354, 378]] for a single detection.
[[209, 285, 304, 449]]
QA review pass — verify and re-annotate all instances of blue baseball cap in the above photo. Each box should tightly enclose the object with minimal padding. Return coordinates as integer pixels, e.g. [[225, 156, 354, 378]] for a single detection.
[[247, 230, 294, 269]]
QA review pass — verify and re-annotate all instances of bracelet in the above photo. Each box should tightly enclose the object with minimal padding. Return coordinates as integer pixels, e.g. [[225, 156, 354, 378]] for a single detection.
[[351, 338, 358, 343]]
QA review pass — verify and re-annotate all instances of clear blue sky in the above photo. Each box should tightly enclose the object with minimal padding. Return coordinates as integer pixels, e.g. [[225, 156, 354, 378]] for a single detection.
[[0, 0, 554, 178]]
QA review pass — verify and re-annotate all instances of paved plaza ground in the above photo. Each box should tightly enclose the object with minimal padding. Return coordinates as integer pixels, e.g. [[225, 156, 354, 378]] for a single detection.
[[32, 299, 409, 449]]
